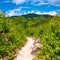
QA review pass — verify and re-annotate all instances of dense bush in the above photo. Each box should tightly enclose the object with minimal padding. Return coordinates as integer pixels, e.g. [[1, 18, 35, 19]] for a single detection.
[[0, 12, 60, 60]]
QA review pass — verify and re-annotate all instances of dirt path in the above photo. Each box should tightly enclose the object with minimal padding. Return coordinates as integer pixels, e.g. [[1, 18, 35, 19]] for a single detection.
[[14, 37, 42, 60]]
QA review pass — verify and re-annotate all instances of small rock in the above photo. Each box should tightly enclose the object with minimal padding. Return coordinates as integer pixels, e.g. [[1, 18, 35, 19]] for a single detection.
[[52, 58, 57, 60]]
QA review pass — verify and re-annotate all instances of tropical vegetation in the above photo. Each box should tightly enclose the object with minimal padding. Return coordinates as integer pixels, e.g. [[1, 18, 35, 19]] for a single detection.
[[0, 11, 60, 60]]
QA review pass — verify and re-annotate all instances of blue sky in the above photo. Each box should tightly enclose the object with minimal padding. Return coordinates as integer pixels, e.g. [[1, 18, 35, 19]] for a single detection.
[[0, 0, 60, 16]]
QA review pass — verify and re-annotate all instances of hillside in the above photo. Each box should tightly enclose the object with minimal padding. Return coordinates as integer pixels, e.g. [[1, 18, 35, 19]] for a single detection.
[[10, 13, 53, 18], [21, 13, 53, 18], [0, 13, 60, 60]]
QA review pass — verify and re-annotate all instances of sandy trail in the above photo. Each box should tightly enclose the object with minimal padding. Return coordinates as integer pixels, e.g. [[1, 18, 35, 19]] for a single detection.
[[14, 37, 36, 60]]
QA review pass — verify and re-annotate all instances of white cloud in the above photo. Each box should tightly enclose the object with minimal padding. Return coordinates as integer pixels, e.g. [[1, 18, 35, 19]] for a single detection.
[[34, 2, 49, 6], [30, 0, 60, 6], [24, 10, 57, 16], [6, 10, 57, 17], [6, 10, 19, 17], [6, 8, 22, 16], [27, 11, 31, 14], [24, 12, 27, 14], [7, 10, 15, 16], [31, 10, 35, 13], [12, 0, 26, 5], [35, 11, 41, 14], [27, 10, 35, 14], [31, 0, 47, 6], [35, 11, 57, 16], [6, 7, 29, 16], [47, 0, 60, 6], [11, 0, 60, 6], [47, 11, 57, 16], [43, 11, 57, 16]]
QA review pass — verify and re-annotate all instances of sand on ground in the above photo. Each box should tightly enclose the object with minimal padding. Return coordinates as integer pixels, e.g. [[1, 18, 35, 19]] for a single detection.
[[14, 37, 36, 60]]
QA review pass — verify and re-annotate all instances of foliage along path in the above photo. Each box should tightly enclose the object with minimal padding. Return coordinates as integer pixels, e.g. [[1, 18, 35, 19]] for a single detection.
[[14, 37, 42, 60]]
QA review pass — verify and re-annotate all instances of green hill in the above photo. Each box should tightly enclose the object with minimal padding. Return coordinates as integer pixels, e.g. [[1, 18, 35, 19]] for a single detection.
[[0, 12, 60, 60], [10, 13, 53, 18]]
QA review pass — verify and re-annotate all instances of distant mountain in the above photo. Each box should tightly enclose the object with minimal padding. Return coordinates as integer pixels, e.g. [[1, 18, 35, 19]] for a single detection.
[[21, 13, 53, 18], [10, 13, 53, 18]]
